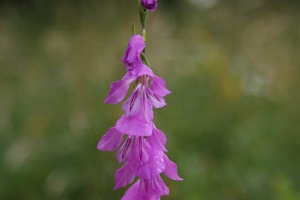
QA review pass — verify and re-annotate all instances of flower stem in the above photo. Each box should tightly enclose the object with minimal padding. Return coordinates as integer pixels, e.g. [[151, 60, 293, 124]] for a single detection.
[[139, 3, 147, 41]]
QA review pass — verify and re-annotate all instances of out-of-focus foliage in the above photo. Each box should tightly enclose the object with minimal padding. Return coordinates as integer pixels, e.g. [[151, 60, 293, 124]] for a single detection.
[[1, 0, 300, 199]]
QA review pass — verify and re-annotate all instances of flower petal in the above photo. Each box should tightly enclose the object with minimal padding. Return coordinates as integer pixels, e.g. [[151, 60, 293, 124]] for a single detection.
[[147, 126, 167, 152], [122, 84, 142, 117], [114, 162, 135, 190], [139, 176, 169, 198], [116, 115, 153, 136], [163, 155, 183, 181], [121, 180, 141, 200], [125, 62, 154, 78], [147, 88, 166, 108], [104, 77, 135, 104], [116, 136, 134, 163], [151, 76, 171, 97], [153, 175, 169, 196], [135, 143, 166, 179], [140, 87, 154, 123], [135, 64, 154, 77], [121, 35, 145, 66], [133, 136, 150, 163], [97, 127, 123, 151]]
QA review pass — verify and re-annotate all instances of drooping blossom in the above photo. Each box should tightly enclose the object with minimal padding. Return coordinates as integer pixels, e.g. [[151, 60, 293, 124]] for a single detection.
[[141, 0, 158, 12], [98, 33, 182, 199]]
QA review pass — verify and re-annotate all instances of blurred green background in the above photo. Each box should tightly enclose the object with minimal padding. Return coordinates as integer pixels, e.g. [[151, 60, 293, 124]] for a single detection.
[[1, 0, 300, 199]]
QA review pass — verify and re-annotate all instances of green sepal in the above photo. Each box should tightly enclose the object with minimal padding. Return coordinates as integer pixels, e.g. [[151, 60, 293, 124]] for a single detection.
[[131, 23, 136, 35], [141, 52, 151, 68]]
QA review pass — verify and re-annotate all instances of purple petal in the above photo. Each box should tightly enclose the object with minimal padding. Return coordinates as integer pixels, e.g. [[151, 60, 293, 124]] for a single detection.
[[147, 125, 167, 152], [123, 177, 168, 200], [139, 176, 169, 198], [133, 136, 150, 163], [97, 127, 123, 151], [121, 180, 141, 200], [122, 84, 142, 117], [125, 62, 154, 79], [153, 175, 169, 196], [116, 136, 134, 163], [121, 35, 145, 66], [151, 76, 171, 97], [135, 143, 166, 179], [104, 77, 135, 104], [163, 155, 183, 181], [116, 114, 153, 136], [114, 162, 135, 190], [135, 64, 154, 77], [147, 88, 166, 108], [124, 60, 144, 76], [140, 87, 154, 123], [123, 84, 153, 122]]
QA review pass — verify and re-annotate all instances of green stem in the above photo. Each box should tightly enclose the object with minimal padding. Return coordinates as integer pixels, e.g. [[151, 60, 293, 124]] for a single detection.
[[138, 0, 149, 68], [139, 4, 147, 41]]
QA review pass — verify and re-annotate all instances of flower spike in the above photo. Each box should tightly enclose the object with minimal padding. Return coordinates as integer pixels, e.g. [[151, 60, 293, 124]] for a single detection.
[[98, 1, 182, 199]]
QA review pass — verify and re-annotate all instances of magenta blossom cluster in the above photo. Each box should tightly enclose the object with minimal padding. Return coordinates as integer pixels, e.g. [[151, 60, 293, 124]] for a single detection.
[[98, 34, 182, 199]]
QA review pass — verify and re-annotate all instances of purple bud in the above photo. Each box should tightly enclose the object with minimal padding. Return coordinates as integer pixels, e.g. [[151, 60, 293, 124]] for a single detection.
[[141, 0, 158, 12]]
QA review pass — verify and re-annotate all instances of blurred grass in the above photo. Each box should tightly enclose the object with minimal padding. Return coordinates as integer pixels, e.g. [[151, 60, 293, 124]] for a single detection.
[[0, 0, 300, 199]]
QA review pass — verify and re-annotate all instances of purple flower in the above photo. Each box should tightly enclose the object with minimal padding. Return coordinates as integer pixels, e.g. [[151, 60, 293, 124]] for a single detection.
[[98, 127, 182, 181], [104, 64, 153, 104], [99, 32, 182, 199], [105, 77, 170, 136], [113, 133, 182, 199], [141, 0, 158, 12], [104, 34, 152, 104], [122, 83, 153, 125], [99, 126, 182, 193]]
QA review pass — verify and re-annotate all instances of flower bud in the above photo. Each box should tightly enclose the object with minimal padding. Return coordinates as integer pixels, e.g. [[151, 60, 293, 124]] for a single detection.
[[141, 0, 158, 12]]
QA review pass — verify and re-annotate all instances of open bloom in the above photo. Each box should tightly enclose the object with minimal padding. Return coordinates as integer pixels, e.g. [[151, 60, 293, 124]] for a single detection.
[[141, 0, 158, 12], [105, 75, 170, 137]]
